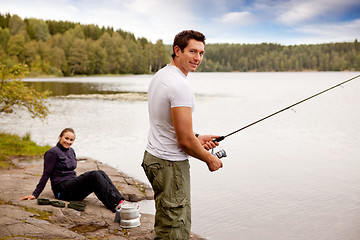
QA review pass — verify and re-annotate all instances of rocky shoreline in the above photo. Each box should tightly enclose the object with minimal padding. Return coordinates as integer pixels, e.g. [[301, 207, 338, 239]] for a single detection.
[[0, 157, 205, 239]]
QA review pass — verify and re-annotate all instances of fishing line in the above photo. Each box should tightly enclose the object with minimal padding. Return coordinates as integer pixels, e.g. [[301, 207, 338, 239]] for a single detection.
[[214, 74, 360, 143]]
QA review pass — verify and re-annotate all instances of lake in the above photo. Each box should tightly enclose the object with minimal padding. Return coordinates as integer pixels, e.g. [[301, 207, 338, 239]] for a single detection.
[[1, 72, 360, 240]]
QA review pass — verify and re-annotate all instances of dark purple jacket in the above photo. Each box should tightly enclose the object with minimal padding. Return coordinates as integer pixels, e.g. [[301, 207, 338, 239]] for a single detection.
[[32, 142, 77, 198]]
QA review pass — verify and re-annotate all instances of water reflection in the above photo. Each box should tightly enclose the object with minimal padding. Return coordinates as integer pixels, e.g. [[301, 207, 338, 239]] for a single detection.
[[25, 81, 130, 96]]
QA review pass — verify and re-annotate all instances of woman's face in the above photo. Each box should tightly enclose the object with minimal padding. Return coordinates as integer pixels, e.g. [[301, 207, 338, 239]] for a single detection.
[[59, 131, 75, 149]]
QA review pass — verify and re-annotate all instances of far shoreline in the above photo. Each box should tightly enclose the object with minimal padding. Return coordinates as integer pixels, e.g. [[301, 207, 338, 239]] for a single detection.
[[24, 69, 360, 79]]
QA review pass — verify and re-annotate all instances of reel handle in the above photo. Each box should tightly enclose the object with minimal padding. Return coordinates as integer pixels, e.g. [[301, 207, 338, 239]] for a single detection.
[[211, 136, 227, 159], [213, 136, 225, 143]]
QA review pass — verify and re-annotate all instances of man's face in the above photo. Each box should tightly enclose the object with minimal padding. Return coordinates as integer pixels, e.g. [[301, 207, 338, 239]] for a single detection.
[[174, 39, 205, 76]]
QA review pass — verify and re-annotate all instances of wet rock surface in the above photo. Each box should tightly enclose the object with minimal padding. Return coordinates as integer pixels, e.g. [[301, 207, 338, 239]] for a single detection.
[[0, 157, 205, 239]]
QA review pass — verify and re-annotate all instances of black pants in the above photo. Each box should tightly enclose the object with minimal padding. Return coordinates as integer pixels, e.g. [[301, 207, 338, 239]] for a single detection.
[[53, 170, 124, 212]]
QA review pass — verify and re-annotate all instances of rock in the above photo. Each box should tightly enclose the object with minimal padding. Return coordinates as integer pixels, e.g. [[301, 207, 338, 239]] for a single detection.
[[0, 157, 205, 239]]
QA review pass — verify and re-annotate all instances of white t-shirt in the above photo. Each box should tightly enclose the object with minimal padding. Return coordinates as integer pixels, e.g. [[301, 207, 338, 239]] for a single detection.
[[146, 65, 195, 161]]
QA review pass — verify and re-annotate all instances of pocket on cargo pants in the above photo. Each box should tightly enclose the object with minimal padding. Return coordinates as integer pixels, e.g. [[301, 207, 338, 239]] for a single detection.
[[142, 151, 191, 240]]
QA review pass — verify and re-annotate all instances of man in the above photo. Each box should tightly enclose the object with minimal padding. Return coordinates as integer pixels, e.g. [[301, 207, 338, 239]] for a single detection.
[[142, 30, 223, 239]]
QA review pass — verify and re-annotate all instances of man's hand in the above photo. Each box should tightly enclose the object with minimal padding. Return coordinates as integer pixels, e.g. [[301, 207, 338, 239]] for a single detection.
[[197, 135, 219, 150], [206, 154, 223, 172]]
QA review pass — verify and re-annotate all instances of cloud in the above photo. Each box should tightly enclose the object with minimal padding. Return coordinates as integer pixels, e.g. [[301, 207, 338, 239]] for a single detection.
[[219, 11, 257, 25], [276, 1, 322, 25], [276, 0, 360, 25], [84, 0, 200, 43], [294, 18, 360, 43]]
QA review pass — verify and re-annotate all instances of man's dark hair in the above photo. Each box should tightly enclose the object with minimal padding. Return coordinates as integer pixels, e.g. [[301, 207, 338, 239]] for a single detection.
[[171, 30, 206, 59]]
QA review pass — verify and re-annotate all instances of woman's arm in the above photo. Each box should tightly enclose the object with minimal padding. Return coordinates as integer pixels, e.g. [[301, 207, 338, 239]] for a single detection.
[[21, 151, 57, 200]]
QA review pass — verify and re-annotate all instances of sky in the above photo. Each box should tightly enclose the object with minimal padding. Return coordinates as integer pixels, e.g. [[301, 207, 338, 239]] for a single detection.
[[1, 0, 360, 45]]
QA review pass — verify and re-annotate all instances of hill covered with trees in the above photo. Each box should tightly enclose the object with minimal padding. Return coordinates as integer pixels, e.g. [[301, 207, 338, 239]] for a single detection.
[[0, 13, 359, 76], [0, 13, 170, 76], [197, 41, 360, 72]]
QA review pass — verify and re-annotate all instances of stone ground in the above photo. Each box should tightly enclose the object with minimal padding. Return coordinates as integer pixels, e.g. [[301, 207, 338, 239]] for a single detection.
[[0, 157, 205, 240]]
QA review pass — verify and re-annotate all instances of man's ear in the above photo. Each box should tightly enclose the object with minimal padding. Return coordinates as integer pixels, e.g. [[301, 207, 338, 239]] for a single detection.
[[174, 45, 181, 57]]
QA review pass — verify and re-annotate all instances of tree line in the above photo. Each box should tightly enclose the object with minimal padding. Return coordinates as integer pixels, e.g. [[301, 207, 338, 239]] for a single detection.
[[0, 13, 359, 76], [197, 41, 360, 72], [0, 13, 170, 76]]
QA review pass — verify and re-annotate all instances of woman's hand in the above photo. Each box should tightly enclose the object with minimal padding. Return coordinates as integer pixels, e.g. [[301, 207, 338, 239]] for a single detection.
[[197, 135, 220, 150], [21, 195, 36, 200]]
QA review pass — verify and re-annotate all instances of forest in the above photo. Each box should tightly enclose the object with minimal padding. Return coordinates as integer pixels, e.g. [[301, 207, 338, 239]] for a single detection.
[[0, 13, 359, 76]]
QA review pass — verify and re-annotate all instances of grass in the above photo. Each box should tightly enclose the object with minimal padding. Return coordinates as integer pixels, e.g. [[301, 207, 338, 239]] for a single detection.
[[0, 132, 51, 169]]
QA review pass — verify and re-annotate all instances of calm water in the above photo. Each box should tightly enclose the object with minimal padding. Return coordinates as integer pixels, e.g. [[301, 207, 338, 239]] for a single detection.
[[1, 72, 360, 240]]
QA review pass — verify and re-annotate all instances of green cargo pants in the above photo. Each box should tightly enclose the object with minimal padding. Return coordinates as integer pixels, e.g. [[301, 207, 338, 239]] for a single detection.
[[142, 151, 191, 240]]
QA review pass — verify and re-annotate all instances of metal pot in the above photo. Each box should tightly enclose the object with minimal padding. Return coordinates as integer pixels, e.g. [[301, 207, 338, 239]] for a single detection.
[[120, 217, 141, 228], [120, 203, 140, 220]]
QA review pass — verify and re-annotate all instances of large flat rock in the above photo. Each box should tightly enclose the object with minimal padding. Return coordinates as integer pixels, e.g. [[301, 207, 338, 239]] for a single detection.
[[0, 157, 204, 239]]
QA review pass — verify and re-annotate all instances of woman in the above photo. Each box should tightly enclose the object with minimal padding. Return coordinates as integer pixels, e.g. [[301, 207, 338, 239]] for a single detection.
[[21, 128, 124, 212]]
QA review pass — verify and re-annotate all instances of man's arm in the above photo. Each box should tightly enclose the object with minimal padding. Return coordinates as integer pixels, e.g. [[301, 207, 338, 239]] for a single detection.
[[171, 106, 223, 172]]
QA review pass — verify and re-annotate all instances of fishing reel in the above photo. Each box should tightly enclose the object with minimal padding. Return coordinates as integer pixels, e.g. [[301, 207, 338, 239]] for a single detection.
[[211, 146, 227, 159], [211, 136, 227, 159]]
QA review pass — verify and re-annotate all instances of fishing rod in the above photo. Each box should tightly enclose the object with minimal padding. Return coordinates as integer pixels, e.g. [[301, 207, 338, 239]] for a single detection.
[[214, 74, 360, 145]]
